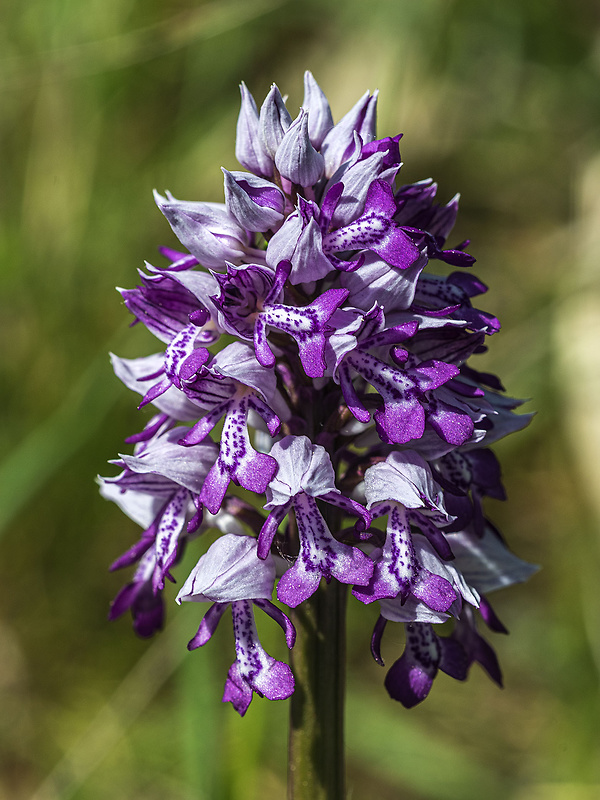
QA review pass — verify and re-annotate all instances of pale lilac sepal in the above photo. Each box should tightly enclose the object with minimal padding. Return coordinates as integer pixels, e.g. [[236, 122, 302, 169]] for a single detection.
[[259, 84, 292, 158], [302, 71, 334, 148], [119, 428, 217, 494], [275, 109, 325, 187], [176, 534, 276, 604], [266, 210, 333, 284], [265, 435, 338, 506], [222, 169, 284, 232], [154, 192, 248, 268], [449, 526, 539, 593], [235, 82, 273, 178], [364, 450, 448, 513], [321, 90, 372, 177]]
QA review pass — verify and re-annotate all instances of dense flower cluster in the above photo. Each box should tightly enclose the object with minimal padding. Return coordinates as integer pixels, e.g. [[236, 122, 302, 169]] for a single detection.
[[100, 72, 535, 714]]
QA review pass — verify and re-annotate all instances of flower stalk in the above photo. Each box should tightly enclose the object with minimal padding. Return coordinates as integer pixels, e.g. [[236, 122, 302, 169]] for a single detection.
[[289, 514, 346, 800]]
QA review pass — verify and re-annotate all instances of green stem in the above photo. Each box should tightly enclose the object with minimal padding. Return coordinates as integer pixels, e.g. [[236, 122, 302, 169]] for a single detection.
[[287, 578, 347, 799]]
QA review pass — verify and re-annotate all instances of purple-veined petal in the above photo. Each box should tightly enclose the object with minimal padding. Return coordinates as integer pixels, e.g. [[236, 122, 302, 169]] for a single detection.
[[275, 109, 325, 187], [277, 493, 373, 607], [302, 71, 334, 149], [177, 534, 276, 603], [236, 82, 273, 178], [259, 84, 292, 158], [223, 169, 284, 232]]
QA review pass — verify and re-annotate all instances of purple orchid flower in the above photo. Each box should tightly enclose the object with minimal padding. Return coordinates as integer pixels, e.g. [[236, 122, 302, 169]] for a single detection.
[[267, 180, 422, 284], [102, 71, 535, 719], [382, 621, 468, 708], [325, 303, 475, 446], [176, 534, 295, 716], [258, 436, 373, 607], [211, 259, 348, 378], [353, 451, 460, 611]]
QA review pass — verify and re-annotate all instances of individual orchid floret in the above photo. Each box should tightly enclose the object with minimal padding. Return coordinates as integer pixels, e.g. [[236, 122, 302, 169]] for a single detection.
[[320, 89, 378, 177], [435, 448, 506, 536], [222, 169, 285, 233], [177, 343, 286, 514], [382, 622, 468, 708], [302, 70, 334, 149], [327, 306, 474, 447], [266, 180, 423, 283], [259, 436, 373, 607], [275, 109, 325, 188], [176, 534, 295, 716], [353, 451, 459, 611], [259, 84, 292, 159], [102, 428, 218, 593], [154, 191, 259, 269], [235, 82, 273, 178], [211, 260, 349, 378]]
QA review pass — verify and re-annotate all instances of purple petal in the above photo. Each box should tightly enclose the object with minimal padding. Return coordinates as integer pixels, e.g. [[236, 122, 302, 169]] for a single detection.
[[188, 602, 229, 649], [254, 598, 296, 648], [223, 169, 284, 232]]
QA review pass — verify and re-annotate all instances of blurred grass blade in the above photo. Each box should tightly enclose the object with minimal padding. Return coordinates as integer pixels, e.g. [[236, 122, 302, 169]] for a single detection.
[[0, 339, 126, 539], [28, 621, 185, 800], [347, 682, 511, 800], [1, 0, 288, 87]]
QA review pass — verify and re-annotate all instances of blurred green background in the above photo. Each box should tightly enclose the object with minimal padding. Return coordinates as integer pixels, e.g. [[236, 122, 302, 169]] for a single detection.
[[1, 0, 600, 798]]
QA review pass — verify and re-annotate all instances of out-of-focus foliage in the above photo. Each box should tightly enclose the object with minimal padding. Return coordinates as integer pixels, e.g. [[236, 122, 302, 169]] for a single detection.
[[1, 0, 599, 797]]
